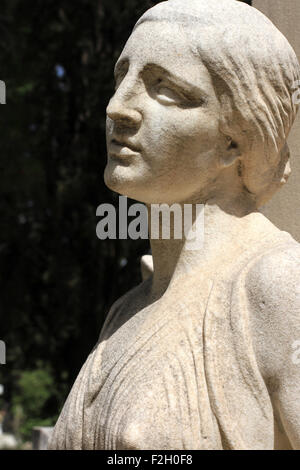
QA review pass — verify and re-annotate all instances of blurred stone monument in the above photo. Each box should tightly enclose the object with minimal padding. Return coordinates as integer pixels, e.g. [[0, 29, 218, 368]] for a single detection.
[[254, 0, 300, 242], [0, 385, 17, 449], [32, 427, 53, 450]]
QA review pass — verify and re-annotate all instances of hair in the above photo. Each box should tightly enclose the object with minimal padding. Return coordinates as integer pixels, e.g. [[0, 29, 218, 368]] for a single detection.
[[134, 0, 300, 206]]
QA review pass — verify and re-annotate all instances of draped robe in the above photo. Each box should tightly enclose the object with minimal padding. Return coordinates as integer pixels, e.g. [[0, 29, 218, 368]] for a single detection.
[[49, 222, 298, 450]]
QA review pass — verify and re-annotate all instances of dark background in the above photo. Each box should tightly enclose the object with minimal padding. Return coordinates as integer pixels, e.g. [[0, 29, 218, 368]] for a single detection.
[[0, 0, 251, 440]]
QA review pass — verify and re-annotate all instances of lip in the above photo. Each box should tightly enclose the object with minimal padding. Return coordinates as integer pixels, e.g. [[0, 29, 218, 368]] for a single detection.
[[109, 138, 141, 156]]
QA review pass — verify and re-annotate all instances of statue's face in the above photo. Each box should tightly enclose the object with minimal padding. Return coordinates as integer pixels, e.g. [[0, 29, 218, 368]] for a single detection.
[[105, 21, 225, 204]]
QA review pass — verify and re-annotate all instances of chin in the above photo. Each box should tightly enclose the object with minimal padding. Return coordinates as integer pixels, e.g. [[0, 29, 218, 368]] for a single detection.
[[104, 166, 141, 200], [104, 163, 184, 204]]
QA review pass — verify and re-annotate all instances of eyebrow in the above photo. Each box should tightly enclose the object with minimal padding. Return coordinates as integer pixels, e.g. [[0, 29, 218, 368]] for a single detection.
[[114, 60, 208, 99], [144, 63, 208, 98]]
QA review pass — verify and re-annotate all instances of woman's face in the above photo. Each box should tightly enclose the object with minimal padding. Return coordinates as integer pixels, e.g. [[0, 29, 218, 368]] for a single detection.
[[105, 21, 225, 204]]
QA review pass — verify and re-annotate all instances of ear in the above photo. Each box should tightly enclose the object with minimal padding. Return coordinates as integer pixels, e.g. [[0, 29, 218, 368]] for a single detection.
[[220, 137, 242, 168]]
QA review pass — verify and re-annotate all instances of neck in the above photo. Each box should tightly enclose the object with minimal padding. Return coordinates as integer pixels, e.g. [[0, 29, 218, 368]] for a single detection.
[[146, 189, 257, 299]]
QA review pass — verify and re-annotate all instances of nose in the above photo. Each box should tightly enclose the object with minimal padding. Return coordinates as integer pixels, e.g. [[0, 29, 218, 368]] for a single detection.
[[107, 100, 142, 127], [106, 80, 142, 128]]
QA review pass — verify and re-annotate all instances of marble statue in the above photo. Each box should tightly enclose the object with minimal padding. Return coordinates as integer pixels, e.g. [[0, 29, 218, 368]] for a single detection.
[[49, 0, 300, 450]]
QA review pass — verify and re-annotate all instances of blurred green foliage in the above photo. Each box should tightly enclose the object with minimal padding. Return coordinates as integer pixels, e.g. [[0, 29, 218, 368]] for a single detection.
[[0, 0, 252, 436], [12, 367, 56, 440]]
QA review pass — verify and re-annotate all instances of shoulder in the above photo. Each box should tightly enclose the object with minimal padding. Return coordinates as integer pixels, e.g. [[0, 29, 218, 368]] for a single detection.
[[246, 239, 300, 313], [245, 238, 300, 379], [247, 239, 300, 297], [99, 278, 151, 337]]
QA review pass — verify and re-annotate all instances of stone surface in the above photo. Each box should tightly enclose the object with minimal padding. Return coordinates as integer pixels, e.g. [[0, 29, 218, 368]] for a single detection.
[[140, 254, 154, 282], [32, 427, 54, 450], [0, 434, 18, 450], [49, 0, 300, 450], [253, 0, 300, 242]]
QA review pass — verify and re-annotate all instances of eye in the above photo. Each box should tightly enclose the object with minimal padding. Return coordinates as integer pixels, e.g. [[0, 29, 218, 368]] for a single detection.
[[156, 86, 180, 105], [152, 77, 192, 106], [153, 77, 184, 105]]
